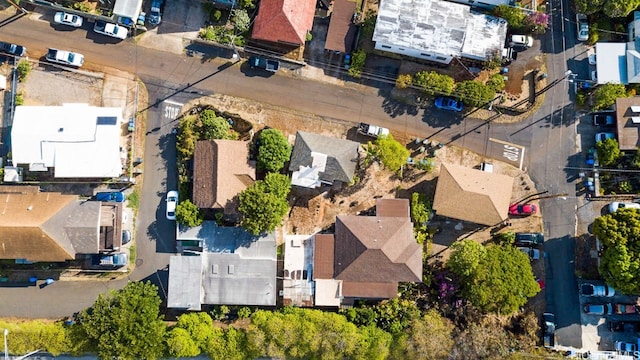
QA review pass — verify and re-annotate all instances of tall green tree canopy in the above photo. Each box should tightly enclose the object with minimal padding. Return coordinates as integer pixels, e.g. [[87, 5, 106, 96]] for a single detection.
[[78, 281, 166, 359], [375, 134, 410, 174], [448, 243, 539, 314], [238, 173, 291, 235], [594, 209, 640, 294], [492, 5, 527, 29], [454, 80, 495, 108], [257, 129, 292, 172], [603, 0, 640, 17], [593, 83, 628, 110], [176, 199, 204, 227], [199, 110, 237, 140], [392, 309, 454, 360], [574, 0, 605, 14], [596, 137, 622, 166], [412, 71, 455, 96]]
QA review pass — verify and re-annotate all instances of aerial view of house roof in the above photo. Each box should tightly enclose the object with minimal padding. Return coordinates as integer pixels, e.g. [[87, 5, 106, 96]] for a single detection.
[[372, 0, 507, 62], [11, 104, 123, 178], [313, 198, 422, 301], [325, 0, 358, 53], [0, 186, 111, 262], [168, 222, 277, 309], [432, 163, 513, 226], [192, 140, 256, 213], [615, 97, 640, 151], [289, 131, 359, 187], [251, 0, 316, 45]]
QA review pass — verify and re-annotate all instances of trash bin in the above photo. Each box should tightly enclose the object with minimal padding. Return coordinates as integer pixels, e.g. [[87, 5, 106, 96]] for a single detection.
[[45, 278, 55, 285], [29, 276, 37, 283]]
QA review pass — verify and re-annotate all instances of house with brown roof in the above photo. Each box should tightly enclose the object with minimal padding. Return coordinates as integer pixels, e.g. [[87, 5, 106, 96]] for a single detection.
[[432, 163, 514, 226], [324, 0, 358, 54], [312, 198, 422, 306], [251, 0, 316, 46], [0, 186, 124, 262], [192, 140, 256, 216], [615, 97, 640, 151]]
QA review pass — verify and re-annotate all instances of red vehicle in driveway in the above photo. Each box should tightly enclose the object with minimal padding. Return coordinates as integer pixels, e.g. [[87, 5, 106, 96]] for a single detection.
[[509, 203, 537, 216]]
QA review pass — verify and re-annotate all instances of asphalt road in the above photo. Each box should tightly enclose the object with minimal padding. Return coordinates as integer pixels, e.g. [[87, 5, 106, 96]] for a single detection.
[[0, 4, 583, 342]]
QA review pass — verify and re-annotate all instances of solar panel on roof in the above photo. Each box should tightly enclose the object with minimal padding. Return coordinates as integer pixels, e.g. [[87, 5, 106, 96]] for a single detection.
[[631, 106, 640, 113], [96, 116, 117, 125]]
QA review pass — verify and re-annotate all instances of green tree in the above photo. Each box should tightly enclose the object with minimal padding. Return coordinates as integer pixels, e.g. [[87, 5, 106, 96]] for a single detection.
[[632, 149, 640, 168], [396, 74, 412, 89], [593, 83, 628, 110], [447, 239, 487, 279], [355, 325, 392, 360], [175, 312, 214, 349], [199, 110, 236, 140], [166, 328, 200, 358], [16, 60, 31, 82], [176, 199, 204, 227], [493, 5, 527, 29], [78, 281, 166, 359], [486, 73, 506, 92], [412, 71, 455, 96], [603, 0, 640, 17], [375, 134, 410, 174], [397, 309, 455, 360], [454, 80, 495, 108], [257, 129, 292, 172], [574, 0, 605, 14], [594, 209, 640, 294], [349, 49, 367, 78], [231, 9, 250, 32], [177, 115, 198, 160], [595, 137, 622, 166], [464, 245, 540, 314], [238, 173, 291, 235]]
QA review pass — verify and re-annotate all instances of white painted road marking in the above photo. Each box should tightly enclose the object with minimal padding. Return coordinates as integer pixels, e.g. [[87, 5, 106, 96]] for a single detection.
[[162, 100, 183, 121], [488, 138, 526, 170]]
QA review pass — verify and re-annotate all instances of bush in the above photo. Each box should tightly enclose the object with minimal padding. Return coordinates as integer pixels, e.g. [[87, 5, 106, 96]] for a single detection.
[[16, 60, 31, 82], [213, 10, 222, 22], [0, 320, 72, 356], [593, 83, 628, 110], [454, 80, 495, 108], [395, 74, 412, 89], [176, 199, 204, 227], [486, 73, 505, 92], [72, 1, 91, 12], [14, 91, 24, 106], [413, 71, 455, 96], [348, 49, 366, 78]]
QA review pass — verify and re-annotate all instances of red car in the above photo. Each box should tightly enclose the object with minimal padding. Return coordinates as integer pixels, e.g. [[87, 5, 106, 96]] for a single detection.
[[509, 203, 537, 216]]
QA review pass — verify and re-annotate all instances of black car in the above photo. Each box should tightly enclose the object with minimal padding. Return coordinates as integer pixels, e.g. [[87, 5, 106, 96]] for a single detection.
[[515, 232, 544, 246], [543, 313, 555, 348], [609, 320, 640, 332], [0, 41, 26, 57]]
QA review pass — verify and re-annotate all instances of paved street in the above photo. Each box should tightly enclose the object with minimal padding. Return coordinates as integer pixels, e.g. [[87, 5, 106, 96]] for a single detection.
[[0, 2, 584, 347]]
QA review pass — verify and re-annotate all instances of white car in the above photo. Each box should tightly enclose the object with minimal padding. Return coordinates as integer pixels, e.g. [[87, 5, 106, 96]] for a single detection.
[[591, 70, 597, 82], [576, 13, 589, 41], [510, 35, 534, 48], [53, 11, 83, 27], [166, 190, 178, 220], [94, 21, 128, 40], [595, 132, 615, 142], [588, 53, 597, 65], [608, 202, 640, 213]]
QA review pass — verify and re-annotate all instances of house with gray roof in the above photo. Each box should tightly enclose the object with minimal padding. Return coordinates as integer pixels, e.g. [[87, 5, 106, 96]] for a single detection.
[[372, 0, 508, 64], [0, 185, 124, 262], [168, 222, 277, 310], [289, 131, 359, 188]]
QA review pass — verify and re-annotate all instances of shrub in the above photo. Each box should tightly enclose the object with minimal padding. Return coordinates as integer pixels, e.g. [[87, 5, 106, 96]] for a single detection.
[[395, 74, 412, 89], [14, 91, 24, 106], [413, 71, 455, 96], [348, 49, 366, 78], [454, 80, 495, 108], [213, 10, 222, 22], [486, 73, 505, 92], [72, 1, 91, 12], [16, 60, 31, 82]]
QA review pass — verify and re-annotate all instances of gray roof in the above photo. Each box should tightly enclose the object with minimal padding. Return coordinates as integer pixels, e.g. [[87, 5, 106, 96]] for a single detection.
[[288, 131, 359, 184], [43, 200, 102, 255], [169, 221, 277, 307], [372, 0, 507, 61]]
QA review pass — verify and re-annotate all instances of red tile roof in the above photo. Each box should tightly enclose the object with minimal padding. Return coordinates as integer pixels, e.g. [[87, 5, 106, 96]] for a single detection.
[[313, 234, 335, 279], [252, 0, 316, 45]]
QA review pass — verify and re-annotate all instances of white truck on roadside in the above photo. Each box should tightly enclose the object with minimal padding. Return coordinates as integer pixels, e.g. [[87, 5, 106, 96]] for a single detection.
[[358, 122, 389, 138], [45, 48, 84, 67]]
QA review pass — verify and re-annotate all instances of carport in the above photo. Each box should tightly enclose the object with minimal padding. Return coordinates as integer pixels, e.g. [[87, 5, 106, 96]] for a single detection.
[[113, 0, 143, 23]]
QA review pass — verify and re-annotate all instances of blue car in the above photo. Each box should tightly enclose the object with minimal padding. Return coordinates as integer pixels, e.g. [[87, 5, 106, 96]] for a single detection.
[[434, 97, 463, 112], [95, 191, 125, 202]]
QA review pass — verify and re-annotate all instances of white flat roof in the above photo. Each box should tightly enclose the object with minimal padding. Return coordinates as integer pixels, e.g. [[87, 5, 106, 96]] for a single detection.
[[372, 0, 507, 61], [11, 104, 123, 178], [595, 42, 628, 84], [113, 0, 143, 19]]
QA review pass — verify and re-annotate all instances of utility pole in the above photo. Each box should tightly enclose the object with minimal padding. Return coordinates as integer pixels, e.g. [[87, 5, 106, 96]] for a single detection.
[[4, 329, 8, 360]]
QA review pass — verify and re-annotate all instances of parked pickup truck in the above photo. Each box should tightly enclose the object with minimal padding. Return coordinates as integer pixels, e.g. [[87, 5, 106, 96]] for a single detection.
[[45, 48, 84, 67], [248, 56, 280, 72], [615, 304, 640, 315], [593, 114, 615, 126], [93, 20, 128, 40], [580, 282, 615, 297], [92, 252, 128, 268], [148, 0, 163, 25], [358, 122, 390, 138]]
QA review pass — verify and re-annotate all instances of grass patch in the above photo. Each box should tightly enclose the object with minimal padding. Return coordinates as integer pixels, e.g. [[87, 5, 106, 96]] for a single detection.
[[129, 244, 136, 265], [127, 189, 140, 212]]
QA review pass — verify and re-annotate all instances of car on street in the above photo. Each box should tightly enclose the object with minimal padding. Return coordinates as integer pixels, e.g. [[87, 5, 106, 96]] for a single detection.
[[509, 34, 534, 48], [148, 0, 163, 25], [580, 283, 615, 297], [45, 48, 84, 67], [543, 313, 555, 348], [93, 21, 128, 40], [95, 191, 126, 202], [586, 148, 596, 166], [515, 232, 544, 246], [608, 202, 640, 213], [583, 303, 613, 315], [53, 11, 83, 27], [434, 97, 463, 112], [614, 303, 639, 315], [509, 203, 537, 216], [593, 114, 615, 126], [615, 340, 638, 353], [0, 41, 26, 57], [576, 14, 589, 41], [518, 246, 541, 260], [595, 132, 615, 142], [588, 53, 597, 65], [166, 190, 178, 220]]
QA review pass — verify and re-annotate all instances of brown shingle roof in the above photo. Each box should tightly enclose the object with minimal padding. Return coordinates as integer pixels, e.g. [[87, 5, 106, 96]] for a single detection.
[[192, 140, 256, 213], [313, 234, 335, 279], [342, 281, 398, 298], [333, 199, 422, 285], [0, 186, 77, 261], [251, 0, 316, 45], [432, 163, 513, 226], [615, 97, 640, 151], [324, 0, 358, 53]]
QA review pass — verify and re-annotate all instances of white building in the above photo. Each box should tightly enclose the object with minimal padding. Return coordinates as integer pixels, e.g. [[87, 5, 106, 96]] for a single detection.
[[372, 0, 508, 64], [592, 11, 640, 85], [446, 0, 512, 7], [11, 104, 124, 178]]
